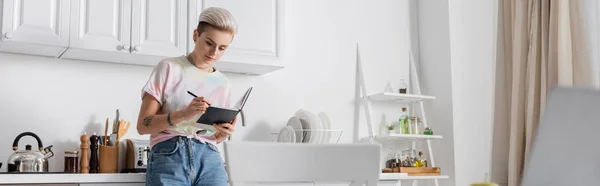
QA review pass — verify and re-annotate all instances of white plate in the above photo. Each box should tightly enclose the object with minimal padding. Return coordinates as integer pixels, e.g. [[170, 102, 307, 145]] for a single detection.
[[286, 117, 304, 143], [277, 126, 296, 143], [305, 110, 323, 144], [295, 109, 323, 143], [318, 112, 332, 143], [294, 109, 317, 143]]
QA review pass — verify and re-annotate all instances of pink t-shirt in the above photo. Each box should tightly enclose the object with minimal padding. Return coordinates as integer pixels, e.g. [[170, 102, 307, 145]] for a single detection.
[[141, 56, 232, 148]]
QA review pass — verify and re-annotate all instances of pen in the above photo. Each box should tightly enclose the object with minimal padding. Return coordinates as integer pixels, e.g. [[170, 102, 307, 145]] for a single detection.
[[187, 91, 211, 106], [187, 91, 198, 98]]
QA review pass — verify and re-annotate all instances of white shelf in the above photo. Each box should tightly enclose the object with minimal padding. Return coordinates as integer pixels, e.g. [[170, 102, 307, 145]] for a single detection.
[[375, 134, 443, 141], [363, 92, 436, 103], [379, 173, 449, 180]]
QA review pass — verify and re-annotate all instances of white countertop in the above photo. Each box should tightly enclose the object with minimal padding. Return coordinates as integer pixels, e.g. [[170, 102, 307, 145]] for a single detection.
[[0, 173, 145, 184], [0, 172, 449, 184]]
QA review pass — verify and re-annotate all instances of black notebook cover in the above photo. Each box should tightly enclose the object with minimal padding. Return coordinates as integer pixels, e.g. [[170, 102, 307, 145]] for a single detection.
[[196, 87, 252, 125]]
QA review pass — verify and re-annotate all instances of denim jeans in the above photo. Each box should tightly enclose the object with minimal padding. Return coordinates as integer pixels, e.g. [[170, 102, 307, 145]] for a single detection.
[[146, 136, 228, 186]]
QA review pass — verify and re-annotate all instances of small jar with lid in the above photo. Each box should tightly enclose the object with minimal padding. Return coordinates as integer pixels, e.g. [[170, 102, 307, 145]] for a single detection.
[[401, 149, 418, 167], [410, 117, 422, 134], [64, 150, 79, 173], [385, 148, 402, 169]]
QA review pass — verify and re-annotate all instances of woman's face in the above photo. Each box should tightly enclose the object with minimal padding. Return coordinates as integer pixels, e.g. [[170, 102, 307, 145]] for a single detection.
[[192, 26, 234, 65]]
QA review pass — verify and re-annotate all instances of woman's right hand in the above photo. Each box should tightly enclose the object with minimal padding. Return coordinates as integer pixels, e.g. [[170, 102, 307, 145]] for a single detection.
[[182, 97, 212, 119]]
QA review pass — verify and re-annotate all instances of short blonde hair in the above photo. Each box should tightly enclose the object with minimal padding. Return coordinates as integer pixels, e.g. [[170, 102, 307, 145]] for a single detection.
[[197, 7, 237, 34]]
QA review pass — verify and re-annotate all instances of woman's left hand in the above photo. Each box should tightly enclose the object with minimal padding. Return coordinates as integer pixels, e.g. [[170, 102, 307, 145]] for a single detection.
[[214, 117, 237, 142]]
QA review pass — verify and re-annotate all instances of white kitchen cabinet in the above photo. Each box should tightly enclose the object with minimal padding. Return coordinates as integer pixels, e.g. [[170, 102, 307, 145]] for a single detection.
[[0, 0, 70, 57], [131, 0, 187, 59], [61, 0, 186, 66], [0, 0, 286, 75], [61, 0, 134, 64], [79, 184, 144, 186], [189, 0, 286, 75]]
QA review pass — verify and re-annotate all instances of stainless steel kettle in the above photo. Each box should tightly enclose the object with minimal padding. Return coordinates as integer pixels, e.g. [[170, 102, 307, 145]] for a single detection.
[[7, 132, 54, 172]]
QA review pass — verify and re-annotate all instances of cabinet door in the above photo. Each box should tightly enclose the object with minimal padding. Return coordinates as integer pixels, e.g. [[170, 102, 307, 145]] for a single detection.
[[80, 184, 145, 186], [130, 0, 187, 59], [0, 0, 70, 56], [190, 0, 286, 75], [69, 0, 131, 53]]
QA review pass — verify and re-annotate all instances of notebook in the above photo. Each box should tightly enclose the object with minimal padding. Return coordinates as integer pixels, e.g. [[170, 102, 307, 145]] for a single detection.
[[196, 87, 252, 125]]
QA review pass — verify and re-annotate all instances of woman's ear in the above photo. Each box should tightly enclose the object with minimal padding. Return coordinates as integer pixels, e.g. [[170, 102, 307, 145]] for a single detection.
[[193, 29, 198, 42]]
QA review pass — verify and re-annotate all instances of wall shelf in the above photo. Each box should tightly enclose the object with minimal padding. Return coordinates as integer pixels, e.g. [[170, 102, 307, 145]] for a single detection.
[[363, 92, 436, 103], [380, 173, 450, 181], [354, 45, 448, 185], [373, 134, 443, 141]]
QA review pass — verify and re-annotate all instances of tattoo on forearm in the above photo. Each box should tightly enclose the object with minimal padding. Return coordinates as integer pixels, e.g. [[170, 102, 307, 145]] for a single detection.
[[143, 115, 154, 128]]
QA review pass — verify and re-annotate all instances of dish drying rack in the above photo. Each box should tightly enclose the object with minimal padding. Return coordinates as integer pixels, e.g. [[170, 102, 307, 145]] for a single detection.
[[271, 129, 343, 144]]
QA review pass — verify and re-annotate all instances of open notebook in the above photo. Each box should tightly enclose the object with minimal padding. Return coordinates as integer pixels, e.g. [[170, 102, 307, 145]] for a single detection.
[[196, 87, 252, 125]]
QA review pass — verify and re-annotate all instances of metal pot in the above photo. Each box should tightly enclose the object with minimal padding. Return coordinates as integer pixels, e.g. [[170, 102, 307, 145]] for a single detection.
[[7, 132, 54, 172]]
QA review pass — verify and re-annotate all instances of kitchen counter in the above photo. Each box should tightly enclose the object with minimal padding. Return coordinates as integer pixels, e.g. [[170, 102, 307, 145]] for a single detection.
[[0, 173, 145, 185], [0, 172, 447, 185]]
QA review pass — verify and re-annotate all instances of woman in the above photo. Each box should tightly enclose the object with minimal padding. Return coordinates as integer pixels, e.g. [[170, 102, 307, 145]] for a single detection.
[[136, 7, 237, 186]]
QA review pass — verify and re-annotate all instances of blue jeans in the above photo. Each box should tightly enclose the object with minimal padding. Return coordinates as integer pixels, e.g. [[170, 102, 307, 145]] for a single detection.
[[146, 136, 228, 186]]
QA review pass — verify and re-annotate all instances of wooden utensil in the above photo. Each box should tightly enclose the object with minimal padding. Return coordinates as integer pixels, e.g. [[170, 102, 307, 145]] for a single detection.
[[104, 118, 109, 145], [116, 120, 130, 143]]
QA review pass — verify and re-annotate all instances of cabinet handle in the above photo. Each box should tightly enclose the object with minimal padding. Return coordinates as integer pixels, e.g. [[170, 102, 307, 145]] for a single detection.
[[4, 32, 13, 39], [122, 44, 130, 51], [134, 46, 141, 52]]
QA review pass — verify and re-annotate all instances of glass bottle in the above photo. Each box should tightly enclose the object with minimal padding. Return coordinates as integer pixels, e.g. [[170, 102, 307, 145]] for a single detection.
[[415, 151, 426, 168], [398, 79, 408, 94], [398, 108, 409, 134]]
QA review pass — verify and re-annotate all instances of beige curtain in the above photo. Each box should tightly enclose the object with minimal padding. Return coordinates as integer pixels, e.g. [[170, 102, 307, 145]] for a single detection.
[[501, 0, 593, 185]]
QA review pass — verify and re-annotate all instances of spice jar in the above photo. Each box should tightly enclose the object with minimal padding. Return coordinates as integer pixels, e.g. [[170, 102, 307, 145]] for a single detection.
[[401, 149, 418, 167], [385, 148, 402, 169], [410, 117, 422, 134], [64, 150, 79, 173]]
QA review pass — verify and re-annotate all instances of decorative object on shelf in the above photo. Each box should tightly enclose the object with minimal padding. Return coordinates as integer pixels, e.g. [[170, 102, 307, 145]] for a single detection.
[[385, 148, 402, 170], [410, 117, 422, 134], [379, 115, 393, 136], [424, 127, 434, 135], [385, 82, 394, 93], [399, 79, 408, 94], [387, 124, 394, 135], [402, 149, 419, 167], [415, 151, 427, 168], [398, 108, 409, 134]]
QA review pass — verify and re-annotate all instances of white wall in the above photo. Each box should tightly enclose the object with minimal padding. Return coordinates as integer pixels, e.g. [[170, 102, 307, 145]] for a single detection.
[[448, 0, 498, 186], [414, 0, 456, 186], [0, 0, 412, 174], [415, 0, 499, 185]]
